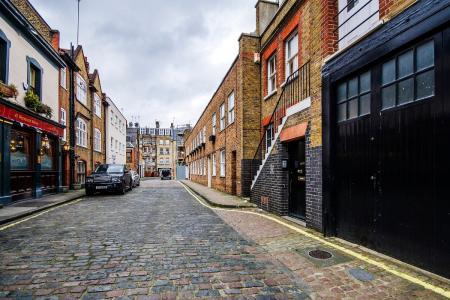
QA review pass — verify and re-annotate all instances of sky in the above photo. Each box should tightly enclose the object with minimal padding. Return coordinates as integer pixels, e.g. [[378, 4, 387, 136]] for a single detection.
[[29, 0, 256, 128]]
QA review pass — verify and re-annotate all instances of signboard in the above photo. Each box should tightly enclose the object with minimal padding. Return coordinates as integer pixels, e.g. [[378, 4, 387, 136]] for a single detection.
[[0, 102, 64, 137]]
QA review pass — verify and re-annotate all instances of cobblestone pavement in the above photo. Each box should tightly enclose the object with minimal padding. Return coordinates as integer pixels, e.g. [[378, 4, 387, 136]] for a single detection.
[[0, 180, 310, 299]]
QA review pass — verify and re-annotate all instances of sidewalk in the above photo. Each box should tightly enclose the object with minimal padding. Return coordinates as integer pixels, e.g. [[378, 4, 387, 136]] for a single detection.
[[180, 180, 256, 208], [0, 189, 85, 225]]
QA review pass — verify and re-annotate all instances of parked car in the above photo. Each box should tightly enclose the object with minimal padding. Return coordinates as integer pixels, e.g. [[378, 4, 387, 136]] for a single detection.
[[85, 164, 133, 195], [160, 169, 172, 180], [131, 170, 140, 187]]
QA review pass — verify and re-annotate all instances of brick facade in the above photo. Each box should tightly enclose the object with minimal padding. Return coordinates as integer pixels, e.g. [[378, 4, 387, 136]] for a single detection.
[[89, 71, 106, 170], [185, 34, 260, 197]]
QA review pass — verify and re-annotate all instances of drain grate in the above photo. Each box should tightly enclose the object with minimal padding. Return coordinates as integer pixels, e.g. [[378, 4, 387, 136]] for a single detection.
[[308, 249, 333, 260]]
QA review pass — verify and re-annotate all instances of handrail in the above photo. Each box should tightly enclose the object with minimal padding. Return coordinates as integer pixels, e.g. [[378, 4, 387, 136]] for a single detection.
[[250, 61, 310, 184]]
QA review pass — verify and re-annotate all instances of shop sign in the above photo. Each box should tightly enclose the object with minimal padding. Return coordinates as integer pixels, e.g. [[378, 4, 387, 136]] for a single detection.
[[0, 103, 64, 136]]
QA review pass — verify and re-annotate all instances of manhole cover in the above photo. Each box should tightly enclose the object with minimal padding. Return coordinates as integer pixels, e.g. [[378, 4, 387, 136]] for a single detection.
[[308, 249, 333, 260]]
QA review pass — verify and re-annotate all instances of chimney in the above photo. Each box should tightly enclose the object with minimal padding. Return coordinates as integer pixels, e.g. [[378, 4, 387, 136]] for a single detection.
[[156, 121, 160, 128], [50, 30, 60, 51], [170, 123, 174, 129], [255, 0, 279, 35]]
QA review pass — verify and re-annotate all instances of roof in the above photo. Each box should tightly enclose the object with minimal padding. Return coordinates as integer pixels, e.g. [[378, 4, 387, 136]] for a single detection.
[[0, 0, 65, 67]]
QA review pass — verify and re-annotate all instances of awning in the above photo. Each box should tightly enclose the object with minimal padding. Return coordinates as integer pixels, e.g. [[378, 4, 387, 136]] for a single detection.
[[280, 122, 307, 143], [0, 100, 64, 137]]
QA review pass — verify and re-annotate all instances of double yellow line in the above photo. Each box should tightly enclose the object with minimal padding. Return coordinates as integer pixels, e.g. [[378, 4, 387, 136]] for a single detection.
[[179, 181, 450, 299]]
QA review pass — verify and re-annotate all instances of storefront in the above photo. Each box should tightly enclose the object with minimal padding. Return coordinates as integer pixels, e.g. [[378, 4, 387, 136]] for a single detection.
[[0, 98, 65, 204]]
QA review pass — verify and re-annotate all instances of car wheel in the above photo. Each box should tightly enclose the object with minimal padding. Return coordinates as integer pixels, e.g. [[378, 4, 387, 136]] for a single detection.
[[118, 183, 125, 195]]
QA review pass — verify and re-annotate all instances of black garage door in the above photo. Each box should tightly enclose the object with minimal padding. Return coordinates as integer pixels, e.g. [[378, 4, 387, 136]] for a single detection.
[[334, 28, 450, 277]]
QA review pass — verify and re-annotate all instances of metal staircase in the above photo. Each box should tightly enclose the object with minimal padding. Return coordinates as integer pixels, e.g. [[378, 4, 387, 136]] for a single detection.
[[250, 61, 310, 189]]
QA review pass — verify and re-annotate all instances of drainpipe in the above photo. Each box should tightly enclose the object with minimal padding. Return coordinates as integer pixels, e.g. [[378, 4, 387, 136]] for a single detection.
[[69, 45, 76, 190]]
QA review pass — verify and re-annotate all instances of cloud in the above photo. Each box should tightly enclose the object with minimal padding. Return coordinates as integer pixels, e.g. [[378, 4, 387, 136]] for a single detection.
[[29, 0, 256, 128]]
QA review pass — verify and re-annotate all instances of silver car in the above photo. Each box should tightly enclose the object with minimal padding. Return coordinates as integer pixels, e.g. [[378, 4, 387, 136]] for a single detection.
[[130, 170, 140, 187]]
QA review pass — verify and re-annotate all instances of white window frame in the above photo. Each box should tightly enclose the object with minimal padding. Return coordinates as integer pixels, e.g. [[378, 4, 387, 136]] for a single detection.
[[268, 55, 277, 94], [76, 74, 87, 105], [94, 93, 102, 118], [228, 92, 235, 124], [220, 150, 226, 177], [76, 118, 87, 147], [212, 153, 216, 176], [220, 103, 226, 131], [60, 67, 67, 89], [60, 108, 67, 142], [285, 32, 299, 79], [212, 113, 216, 135], [94, 128, 101, 152]]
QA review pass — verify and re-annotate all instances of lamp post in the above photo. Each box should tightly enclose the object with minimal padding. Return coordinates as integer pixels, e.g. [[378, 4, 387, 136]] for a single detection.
[[77, 0, 81, 46]]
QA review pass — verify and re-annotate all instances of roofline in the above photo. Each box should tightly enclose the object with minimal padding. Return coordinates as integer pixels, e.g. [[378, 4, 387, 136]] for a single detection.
[[106, 96, 127, 122], [0, 0, 65, 67], [189, 54, 239, 133]]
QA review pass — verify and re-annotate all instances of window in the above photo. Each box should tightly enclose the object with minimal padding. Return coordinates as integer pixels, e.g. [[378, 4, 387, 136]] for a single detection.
[[159, 140, 163, 145], [27, 58, 42, 99], [60, 67, 67, 89], [220, 150, 226, 177], [203, 126, 206, 142], [220, 103, 226, 130], [266, 124, 274, 152], [0, 31, 10, 83], [203, 158, 207, 175], [212, 153, 216, 176], [76, 74, 87, 105], [337, 71, 371, 122], [110, 111, 114, 125], [10, 130, 31, 170], [212, 113, 216, 135], [127, 152, 132, 163], [76, 118, 87, 147], [347, 0, 359, 11], [285, 32, 298, 78], [94, 93, 101, 118], [111, 137, 114, 149], [165, 140, 169, 145], [94, 128, 101, 152], [115, 116, 118, 127], [268, 55, 277, 94], [228, 92, 235, 124], [60, 108, 67, 141], [381, 40, 435, 110], [165, 148, 170, 155], [77, 161, 86, 184], [160, 148, 164, 155]]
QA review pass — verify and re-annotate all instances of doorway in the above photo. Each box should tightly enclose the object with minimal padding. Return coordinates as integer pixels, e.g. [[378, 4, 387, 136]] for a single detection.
[[288, 139, 306, 219], [207, 156, 212, 188]]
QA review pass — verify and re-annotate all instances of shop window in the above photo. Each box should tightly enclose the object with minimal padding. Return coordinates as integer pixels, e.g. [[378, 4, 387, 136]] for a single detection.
[[10, 130, 31, 170], [27, 57, 42, 99], [77, 161, 86, 184], [382, 40, 435, 109], [337, 70, 371, 122], [41, 138, 55, 171]]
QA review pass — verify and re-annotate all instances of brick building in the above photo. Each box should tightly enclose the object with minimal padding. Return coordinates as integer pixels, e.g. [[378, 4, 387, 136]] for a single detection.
[[185, 34, 260, 197], [250, 0, 335, 232], [88, 70, 106, 170], [321, 0, 450, 277]]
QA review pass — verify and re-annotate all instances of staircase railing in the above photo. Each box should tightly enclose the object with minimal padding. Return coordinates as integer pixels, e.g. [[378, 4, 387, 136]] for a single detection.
[[250, 61, 310, 185]]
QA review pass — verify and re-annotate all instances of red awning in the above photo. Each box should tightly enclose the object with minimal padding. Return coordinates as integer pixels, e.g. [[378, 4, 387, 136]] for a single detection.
[[0, 102, 64, 137], [262, 115, 272, 127], [280, 122, 307, 143]]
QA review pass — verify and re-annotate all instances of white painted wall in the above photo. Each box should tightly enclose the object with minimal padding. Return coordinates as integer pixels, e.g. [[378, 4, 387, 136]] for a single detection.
[[105, 97, 127, 164], [0, 16, 59, 123], [338, 0, 380, 50]]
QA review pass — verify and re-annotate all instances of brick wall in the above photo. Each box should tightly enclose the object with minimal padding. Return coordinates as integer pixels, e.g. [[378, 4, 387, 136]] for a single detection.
[[89, 72, 106, 169], [186, 34, 260, 197], [379, 0, 417, 20], [10, 0, 53, 43]]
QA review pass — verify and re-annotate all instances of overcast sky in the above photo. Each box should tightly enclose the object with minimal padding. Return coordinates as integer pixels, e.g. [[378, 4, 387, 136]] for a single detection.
[[29, 0, 256, 128]]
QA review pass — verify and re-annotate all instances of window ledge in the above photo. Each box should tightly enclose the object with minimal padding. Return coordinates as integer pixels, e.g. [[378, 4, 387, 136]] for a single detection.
[[264, 90, 277, 100]]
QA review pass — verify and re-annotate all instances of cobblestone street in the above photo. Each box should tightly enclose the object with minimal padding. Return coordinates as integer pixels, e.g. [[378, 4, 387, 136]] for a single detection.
[[0, 180, 448, 299]]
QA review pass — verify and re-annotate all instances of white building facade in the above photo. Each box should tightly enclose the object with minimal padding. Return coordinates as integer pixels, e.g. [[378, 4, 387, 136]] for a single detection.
[[105, 97, 127, 164]]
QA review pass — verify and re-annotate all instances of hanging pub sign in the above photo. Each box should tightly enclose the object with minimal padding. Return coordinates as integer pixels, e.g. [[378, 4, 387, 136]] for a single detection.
[[0, 102, 64, 137]]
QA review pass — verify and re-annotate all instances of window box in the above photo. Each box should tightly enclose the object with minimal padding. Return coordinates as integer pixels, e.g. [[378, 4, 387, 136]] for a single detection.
[[0, 82, 17, 98]]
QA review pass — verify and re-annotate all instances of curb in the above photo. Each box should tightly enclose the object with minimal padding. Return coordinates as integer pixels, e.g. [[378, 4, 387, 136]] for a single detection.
[[179, 181, 257, 209], [0, 192, 85, 226]]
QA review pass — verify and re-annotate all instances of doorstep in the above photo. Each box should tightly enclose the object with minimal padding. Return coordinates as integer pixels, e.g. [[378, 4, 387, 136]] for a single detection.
[[0, 190, 86, 225]]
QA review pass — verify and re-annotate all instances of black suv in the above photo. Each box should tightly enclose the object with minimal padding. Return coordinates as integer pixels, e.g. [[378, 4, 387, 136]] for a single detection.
[[85, 164, 133, 195]]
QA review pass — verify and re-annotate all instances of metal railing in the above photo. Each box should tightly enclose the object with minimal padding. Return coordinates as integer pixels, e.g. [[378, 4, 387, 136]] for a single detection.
[[250, 61, 310, 185]]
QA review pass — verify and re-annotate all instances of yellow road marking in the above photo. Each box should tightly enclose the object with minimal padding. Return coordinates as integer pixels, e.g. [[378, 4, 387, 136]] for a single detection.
[[0, 198, 83, 231], [179, 181, 450, 299]]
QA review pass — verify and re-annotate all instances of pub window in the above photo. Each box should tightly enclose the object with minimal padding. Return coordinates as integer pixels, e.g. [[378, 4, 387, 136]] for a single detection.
[[10, 130, 31, 170], [381, 40, 435, 110], [27, 57, 42, 99], [337, 70, 371, 122], [41, 138, 56, 171]]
